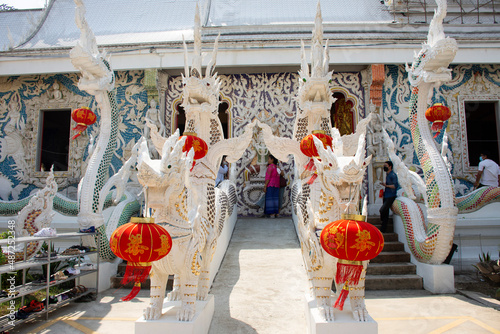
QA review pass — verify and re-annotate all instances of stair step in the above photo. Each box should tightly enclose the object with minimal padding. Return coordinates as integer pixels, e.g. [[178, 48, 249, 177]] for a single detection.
[[370, 251, 411, 263], [382, 241, 405, 252], [366, 262, 417, 275], [365, 274, 423, 290], [380, 233, 399, 242]]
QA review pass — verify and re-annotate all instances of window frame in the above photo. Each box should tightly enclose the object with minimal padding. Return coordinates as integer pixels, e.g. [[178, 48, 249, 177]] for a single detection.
[[459, 95, 500, 173]]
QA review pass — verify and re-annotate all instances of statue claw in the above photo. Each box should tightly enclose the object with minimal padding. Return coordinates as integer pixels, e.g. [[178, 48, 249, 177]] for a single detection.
[[177, 304, 196, 321], [143, 305, 162, 320], [167, 288, 181, 301], [319, 304, 335, 322], [196, 289, 209, 301], [351, 299, 369, 322]]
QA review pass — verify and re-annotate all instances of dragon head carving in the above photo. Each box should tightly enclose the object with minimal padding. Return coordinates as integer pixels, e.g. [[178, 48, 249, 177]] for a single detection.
[[181, 4, 222, 145], [313, 130, 372, 214], [136, 133, 194, 209], [295, 3, 335, 136]]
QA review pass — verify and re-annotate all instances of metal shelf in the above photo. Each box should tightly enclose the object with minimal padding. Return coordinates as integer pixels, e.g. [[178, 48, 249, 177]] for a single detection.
[[0, 288, 97, 331], [0, 232, 100, 331]]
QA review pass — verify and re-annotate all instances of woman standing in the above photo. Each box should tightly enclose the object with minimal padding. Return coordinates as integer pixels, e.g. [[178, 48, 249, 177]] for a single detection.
[[264, 155, 280, 218], [215, 155, 229, 187]]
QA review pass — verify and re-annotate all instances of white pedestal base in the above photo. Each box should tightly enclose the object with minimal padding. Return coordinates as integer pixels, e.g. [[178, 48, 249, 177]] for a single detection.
[[304, 294, 377, 334], [135, 294, 214, 334], [416, 262, 455, 293]]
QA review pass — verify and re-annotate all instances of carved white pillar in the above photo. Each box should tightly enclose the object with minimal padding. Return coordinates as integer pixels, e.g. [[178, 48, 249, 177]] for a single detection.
[[156, 70, 169, 136]]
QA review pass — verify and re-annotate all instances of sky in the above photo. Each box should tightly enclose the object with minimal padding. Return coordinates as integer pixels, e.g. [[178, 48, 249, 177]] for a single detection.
[[3, 0, 47, 9]]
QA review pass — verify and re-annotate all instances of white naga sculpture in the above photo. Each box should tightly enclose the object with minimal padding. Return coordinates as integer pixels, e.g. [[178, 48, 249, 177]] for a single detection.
[[385, 0, 459, 264], [12, 169, 57, 262], [137, 6, 256, 322], [259, 4, 372, 321]]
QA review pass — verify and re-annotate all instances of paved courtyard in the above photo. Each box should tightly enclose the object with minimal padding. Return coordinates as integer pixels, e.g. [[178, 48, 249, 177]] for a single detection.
[[12, 218, 500, 334]]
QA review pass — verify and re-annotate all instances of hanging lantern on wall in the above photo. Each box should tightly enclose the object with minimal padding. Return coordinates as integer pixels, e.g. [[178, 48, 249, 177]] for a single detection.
[[425, 103, 451, 138], [180, 132, 208, 165], [320, 214, 384, 310], [299, 130, 333, 183], [110, 217, 172, 301], [71, 107, 96, 139]]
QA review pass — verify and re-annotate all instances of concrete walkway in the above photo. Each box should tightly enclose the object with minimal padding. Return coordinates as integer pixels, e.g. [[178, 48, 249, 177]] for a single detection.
[[13, 217, 500, 334]]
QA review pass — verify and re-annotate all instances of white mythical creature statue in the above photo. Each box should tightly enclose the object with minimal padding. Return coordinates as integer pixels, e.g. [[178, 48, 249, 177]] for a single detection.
[[137, 6, 256, 321], [10, 168, 57, 262], [259, 4, 372, 321], [69, 0, 143, 261], [386, 0, 459, 264]]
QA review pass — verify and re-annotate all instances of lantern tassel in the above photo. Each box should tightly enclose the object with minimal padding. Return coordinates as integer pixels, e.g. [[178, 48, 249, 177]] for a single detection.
[[120, 263, 152, 301], [333, 281, 350, 311], [335, 259, 363, 286], [71, 124, 88, 140], [304, 158, 316, 171], [121, 282, 142, 302], [307, 172, 318, 185]]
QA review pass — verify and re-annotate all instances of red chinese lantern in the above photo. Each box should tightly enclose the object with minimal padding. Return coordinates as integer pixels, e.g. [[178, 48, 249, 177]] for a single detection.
[[181, 132, 208, 158], [300, 130, 333, 183], [71, 107, 96, 139], [110, 217, 172, 301], [300, 130, 333, 158], [320, 214, 384, 310], [425, 103, 451, 138]]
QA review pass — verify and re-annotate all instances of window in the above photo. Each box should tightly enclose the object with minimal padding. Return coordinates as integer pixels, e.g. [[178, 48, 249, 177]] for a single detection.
[[38, 109, 71, 172], [465, 101, 499, 166]]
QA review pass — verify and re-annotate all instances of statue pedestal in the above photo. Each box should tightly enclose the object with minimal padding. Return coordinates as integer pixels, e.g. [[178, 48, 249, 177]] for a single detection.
[[304, 294, 377, 334], [135, 295, 214, 334]]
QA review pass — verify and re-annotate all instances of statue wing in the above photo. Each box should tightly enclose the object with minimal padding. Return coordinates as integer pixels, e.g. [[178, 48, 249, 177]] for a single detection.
[[206, 120, 257, 167], [257, 121, 307, 166]]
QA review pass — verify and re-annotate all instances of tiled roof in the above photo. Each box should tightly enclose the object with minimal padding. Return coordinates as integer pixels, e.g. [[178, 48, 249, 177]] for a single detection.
[[0, 9, 43, 51]]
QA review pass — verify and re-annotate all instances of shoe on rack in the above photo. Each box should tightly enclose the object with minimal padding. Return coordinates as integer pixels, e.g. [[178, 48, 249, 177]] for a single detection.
[[75, 263, 96, 271], [51, 271, 68, 281], [33, 227, 57, 237], [61, 248, 81, 256], [78, 226, 95, 233], [42, 296, 58, 305]]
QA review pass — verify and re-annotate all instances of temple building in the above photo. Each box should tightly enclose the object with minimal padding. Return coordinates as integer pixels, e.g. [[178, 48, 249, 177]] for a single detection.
[[1, 0, 500, 264]]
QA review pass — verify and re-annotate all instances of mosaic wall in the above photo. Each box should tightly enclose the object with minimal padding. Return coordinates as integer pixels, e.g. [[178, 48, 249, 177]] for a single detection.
[[383, 64, 500, 196], [164, 71, 366, 216], [0, 71, 148, 201]]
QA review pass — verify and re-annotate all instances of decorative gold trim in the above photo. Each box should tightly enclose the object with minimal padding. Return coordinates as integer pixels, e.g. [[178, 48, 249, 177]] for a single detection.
[[130, 217, 155, 224], [182, 132, 197, 137], [128, 261, 152, 267], [312, 130, 326, 135], [338, 259, 363, 266], [341, 214, 366, 222]]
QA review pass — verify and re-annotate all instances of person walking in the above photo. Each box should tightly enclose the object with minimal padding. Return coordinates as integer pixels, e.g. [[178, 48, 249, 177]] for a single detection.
[[474, 150, 500, 188], [379, 160, 398, 233], [264, 155, 280, 218]]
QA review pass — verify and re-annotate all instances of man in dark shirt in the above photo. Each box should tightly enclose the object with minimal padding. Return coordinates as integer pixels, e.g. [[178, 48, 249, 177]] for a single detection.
[[379, 160, 399, 233]]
